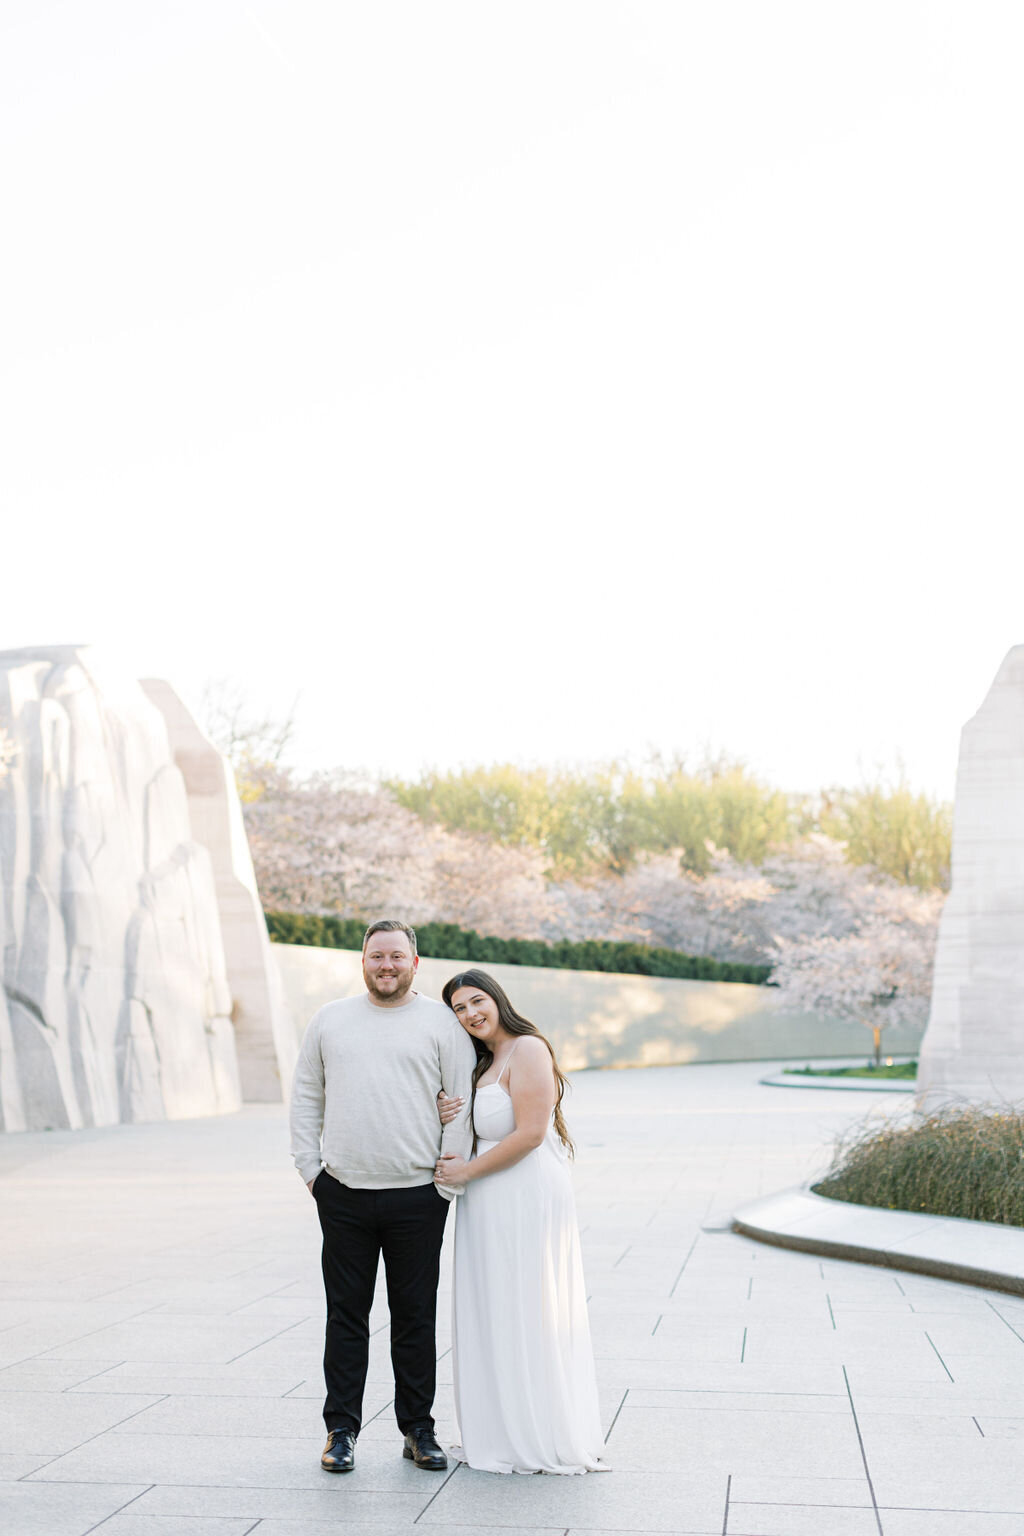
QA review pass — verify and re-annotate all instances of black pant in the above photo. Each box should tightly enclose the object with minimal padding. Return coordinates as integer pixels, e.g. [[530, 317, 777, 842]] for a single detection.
[[313, 1172, 450, 1436]]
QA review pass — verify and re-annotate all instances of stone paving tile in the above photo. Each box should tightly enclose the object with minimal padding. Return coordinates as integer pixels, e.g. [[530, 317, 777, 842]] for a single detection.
[[0, 1389, 163, 1455], [929, 1354, 1024, 1389], [0, 1279, 129, 1305], [28, 1430, 441, 1494], [214, 1336, 326, 1372], [75, 1278, 313, 1312], [727, 1474, 872, 1506], [0, 1316, 156, 1371], [0, 1480, 146, 1536], [275, 1377, 337, 1400], [127, 1483, 428, 1522], [66, 1364, 313, 1398], [593, 1358, 847, 1395], [585, 1298, 665, 1320], [857, 1409, 984, 1439], [110, 1394, 324, 1438], [727, 1505, 879, 1535], [853, 1388, 1024, 1418], [0, 1358, 127, 1391], [7, 1064, 1024, 1535], [420, 1466, 727, 1531], [864, 1434, 1024, 1511], [842, 1361, 964, 1395], [626, 1388, 849, 1415], [564, 1530, 720, 1536], [605, 1403, 862, 1478], [214, 1296, 318, 1320], [742, 1332, 948, 1375], [922, 1315, 1024, 1352], [826, 1297, 916, 1315], [594, 1325, 746, 1363], [976, 1416, 1024, 1437], [830, 1312, 1001, 1348], [91, 1519, 252, 1536], [0, 1451, 53, 1479], [36, 1314, 308, 1365], [254, 1525, 569, 1536], [880, 1512, 1024, 1535], [661, 1299, 836, 1324]]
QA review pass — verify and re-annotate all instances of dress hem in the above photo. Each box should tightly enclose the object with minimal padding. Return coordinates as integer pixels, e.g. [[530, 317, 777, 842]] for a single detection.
[[448, 1445, 610, 1476]]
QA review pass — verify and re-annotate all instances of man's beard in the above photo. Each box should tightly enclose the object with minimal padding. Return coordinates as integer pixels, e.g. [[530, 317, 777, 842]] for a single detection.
[[364, 968, 415, 1003]]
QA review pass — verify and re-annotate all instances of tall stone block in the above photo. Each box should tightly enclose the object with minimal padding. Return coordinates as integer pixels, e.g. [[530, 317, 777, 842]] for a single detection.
[[0, 646, 241, 1131], [917, 646, 1024, 1106], [141, 680, 296, 1102]]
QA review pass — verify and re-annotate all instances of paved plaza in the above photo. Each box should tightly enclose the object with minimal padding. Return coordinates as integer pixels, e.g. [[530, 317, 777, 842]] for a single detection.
[[3, 1062, 1024, 1536]]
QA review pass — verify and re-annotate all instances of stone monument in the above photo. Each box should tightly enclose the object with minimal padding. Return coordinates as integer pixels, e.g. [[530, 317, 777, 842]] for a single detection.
[[917, 646, 1024, 1106], [140, 679, 296, 1103], [0, 646, 292, 1132]]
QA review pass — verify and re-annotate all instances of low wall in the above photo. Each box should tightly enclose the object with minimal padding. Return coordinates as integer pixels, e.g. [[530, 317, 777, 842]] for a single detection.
[[273, 944, 925, 1071]]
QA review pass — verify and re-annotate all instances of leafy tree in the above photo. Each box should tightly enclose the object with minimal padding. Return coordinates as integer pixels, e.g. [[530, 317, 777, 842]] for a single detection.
[[640, 754, 792, 873], [388, 755, 792, 878], [817, 779, 952, 891]]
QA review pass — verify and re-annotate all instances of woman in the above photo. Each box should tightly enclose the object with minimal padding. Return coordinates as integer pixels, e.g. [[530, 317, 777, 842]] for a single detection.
[[433, 969, 607, 1475]]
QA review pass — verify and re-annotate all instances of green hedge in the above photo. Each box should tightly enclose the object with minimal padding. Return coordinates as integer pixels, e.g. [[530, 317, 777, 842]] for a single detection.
[[264, 911, 771, 985]]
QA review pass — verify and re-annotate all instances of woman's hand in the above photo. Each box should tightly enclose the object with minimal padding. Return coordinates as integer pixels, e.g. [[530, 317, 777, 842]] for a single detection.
[[436, 1089, 465, 1126], [434, 1153, 471, 1188]]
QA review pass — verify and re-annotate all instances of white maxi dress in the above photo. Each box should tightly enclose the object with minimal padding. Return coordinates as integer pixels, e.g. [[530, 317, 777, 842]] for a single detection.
[[450, 1051, 607, 1474]]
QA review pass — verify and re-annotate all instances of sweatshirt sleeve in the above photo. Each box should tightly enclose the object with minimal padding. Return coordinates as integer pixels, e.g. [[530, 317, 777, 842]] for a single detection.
[[290, 1010, 327, 1185], [436, 1016, 478, 1199]]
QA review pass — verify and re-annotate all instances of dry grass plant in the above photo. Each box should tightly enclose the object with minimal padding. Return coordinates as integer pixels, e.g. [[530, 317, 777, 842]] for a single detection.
[[814, 1102, 1024, 1228]]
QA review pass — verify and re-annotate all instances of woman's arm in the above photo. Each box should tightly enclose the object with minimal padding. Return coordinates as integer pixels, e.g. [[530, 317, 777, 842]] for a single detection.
[[435, 1037, 555, 1187]]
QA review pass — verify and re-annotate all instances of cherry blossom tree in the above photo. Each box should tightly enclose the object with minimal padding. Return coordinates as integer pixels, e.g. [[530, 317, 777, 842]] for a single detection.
[[766, 882, 941, 1064], [241, 765, 944, 1051], [244, 766, 551, 938], [244, 767, 437, 917], [544, 836, 940, 967]]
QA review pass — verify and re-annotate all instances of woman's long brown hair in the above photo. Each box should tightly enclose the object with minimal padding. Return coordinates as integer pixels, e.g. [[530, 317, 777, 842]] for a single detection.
[[441, 969, 574, 1156]]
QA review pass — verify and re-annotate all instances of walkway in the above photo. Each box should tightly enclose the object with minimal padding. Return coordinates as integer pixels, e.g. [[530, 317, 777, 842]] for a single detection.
[[2, 1063, 1023, 1536]]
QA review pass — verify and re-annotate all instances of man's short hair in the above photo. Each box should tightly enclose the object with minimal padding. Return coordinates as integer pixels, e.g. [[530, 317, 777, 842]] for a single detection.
[[362, 919, 418, 956]]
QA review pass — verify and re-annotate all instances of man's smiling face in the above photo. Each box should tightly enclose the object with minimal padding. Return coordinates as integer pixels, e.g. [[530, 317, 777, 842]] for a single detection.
[[362, 930, 418, 1006]]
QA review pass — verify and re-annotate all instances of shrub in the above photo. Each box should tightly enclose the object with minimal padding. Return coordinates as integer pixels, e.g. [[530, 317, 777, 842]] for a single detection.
[[264, 911, 771, 985], [387, 758, 793, 877], [814, 1105, 1024, 1228], [386, 759, 952, 888], [817, 781, 952, 892]]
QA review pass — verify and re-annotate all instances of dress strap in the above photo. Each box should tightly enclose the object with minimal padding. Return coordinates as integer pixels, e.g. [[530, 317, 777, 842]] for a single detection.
[[496, 1041, 521, 1084]]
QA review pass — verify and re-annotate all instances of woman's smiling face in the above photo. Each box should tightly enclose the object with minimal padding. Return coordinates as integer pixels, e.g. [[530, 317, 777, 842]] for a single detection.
[[449, 985, 503, 1044]]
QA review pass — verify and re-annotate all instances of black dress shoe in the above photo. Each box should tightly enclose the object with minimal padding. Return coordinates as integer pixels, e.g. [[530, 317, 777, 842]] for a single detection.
[[403, 1426, 448, 1470], [321, 1428, 356, 1472]]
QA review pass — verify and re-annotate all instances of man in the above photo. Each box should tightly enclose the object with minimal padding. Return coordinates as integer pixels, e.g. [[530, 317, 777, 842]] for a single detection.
[[290, 919, 476, 1475]]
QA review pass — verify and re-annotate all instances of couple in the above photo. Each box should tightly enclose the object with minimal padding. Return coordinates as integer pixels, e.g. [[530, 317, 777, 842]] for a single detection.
[[289, 918, 607, 1477]]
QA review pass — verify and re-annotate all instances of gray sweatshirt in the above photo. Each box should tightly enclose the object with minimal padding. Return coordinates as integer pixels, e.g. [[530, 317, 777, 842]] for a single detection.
[[289, 990, 477, 1201]]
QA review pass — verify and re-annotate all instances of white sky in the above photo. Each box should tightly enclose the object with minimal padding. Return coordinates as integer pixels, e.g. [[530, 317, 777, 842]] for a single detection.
[[2, 1, 1022, 800]]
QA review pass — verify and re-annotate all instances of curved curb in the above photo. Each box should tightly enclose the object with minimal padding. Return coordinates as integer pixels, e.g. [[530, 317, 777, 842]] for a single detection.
[[759, 1073, 914, 1093], [731, 1186, 1024, 1298]]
